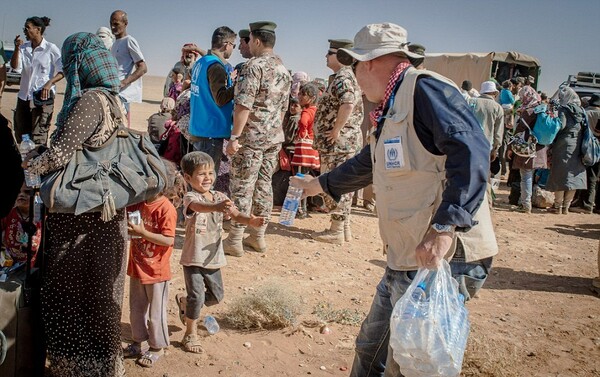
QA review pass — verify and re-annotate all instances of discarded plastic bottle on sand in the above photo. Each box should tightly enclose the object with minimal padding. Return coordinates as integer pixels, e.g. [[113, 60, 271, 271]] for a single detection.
[[204, 315, 220, 335]]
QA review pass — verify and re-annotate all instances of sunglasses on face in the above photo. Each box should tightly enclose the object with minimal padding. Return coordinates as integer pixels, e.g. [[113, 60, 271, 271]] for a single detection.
[[225, 41, 236, 48], [327, 50, 337, 56], [351, 60, 359, 74]]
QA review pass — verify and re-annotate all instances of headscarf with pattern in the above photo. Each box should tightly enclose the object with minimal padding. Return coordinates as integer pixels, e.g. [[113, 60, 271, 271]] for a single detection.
[[558, 86, 581, 107], [290, 71, 309, 98], [518, 85, 541, 115], [558, 86, 584, 124], [370, 61, 411, 127], [55, 32, 121, 130]]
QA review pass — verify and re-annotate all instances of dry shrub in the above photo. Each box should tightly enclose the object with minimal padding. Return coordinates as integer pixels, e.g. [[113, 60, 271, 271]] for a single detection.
[[313, 301, 365, 326], [226, 283, 302, 330], [462, 325, 519, 377]]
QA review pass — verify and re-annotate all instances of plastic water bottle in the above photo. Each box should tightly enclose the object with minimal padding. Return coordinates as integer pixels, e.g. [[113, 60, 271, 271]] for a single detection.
[[19, 134, 41, 188], [203, 315, 220, 335], [279, 173, 304, 226], [402, 283, 427, 319], [401, 283, 429, 352], [33, 193, 43, 223]]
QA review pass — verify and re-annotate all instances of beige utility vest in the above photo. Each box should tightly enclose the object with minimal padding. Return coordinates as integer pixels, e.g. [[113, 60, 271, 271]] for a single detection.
[[370, 67, 498, 271]]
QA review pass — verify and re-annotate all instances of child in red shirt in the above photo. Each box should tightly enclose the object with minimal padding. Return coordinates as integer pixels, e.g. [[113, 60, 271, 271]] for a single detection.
[[291, 82, 321, 217], [123, 159, 186, 368], [1, 185, 41, 266]]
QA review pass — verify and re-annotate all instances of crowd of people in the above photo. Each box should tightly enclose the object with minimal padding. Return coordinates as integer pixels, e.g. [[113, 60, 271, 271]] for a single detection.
[[0, 10, 598, 377]]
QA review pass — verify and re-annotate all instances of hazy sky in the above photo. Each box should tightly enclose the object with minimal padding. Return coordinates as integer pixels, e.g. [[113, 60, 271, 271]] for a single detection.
[[2, 0, 598, 94]]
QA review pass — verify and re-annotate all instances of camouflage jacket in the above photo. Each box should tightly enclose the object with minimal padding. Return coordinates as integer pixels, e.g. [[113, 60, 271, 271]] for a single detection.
[[313, 66, 363, 154], [235, 52, 291, 148]]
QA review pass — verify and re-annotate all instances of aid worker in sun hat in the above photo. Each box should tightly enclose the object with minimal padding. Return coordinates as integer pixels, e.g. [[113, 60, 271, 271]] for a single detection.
[[291, 22, 497, 376]]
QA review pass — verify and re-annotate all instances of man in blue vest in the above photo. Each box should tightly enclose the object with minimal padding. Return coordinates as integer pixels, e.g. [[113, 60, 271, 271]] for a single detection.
[[186, 26, 237, 173]]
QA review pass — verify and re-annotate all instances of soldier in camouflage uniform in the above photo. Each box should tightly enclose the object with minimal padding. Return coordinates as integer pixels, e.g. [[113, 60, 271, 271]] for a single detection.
[[312, 39, 364, 244], [224, 21, 291, 256]]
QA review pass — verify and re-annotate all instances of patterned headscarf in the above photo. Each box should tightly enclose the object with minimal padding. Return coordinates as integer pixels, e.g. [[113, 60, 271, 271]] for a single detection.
[[290, 71, 309, 98], [557, 86, 584, 123], [558, 86, 581, 107], [55, 32, 121, 130], [370, 61, 411, 127], [181, 43, 199, 64], [518, 85, 541, 115]]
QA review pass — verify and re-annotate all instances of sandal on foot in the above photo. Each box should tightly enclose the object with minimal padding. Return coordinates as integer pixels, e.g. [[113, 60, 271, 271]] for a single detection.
[[182, 334, 204, 354], [136, 349, 163, 368], [176, 293, 186, 325], [123, 343, 145, 358]]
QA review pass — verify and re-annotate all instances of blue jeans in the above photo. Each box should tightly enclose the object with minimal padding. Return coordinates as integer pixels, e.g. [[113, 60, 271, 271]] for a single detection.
[[350, 268, 417, 377], [192, 137, 224, 175], [519, 168, 534, 208]]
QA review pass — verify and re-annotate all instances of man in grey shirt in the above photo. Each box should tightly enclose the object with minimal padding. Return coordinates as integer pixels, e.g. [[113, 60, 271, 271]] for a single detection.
[[110, 10, 147, 123]]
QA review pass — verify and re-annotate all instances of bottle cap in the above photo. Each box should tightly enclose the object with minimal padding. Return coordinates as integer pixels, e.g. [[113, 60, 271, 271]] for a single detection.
[[295, 173, 305, 178], [417, 282, 426, 290]]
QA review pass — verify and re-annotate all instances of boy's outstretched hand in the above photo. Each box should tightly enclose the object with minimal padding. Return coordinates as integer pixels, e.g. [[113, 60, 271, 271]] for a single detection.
[[248, 215, 266, 227], [215, 199, 233, 213], [224, 200, 266, 227]]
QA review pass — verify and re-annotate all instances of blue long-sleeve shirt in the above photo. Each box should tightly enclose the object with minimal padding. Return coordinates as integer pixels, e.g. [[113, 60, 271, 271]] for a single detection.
[[499, 89, 515, 106], [318, 74, 490, 231]]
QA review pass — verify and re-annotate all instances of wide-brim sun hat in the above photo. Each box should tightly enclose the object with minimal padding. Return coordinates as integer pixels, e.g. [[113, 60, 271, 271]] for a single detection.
[[480, 81, 498, 94], [337, 23, 422, 65]]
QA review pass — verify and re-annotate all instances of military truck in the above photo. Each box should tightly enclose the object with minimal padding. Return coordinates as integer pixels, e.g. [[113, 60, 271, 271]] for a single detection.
[[563, 72, 600, 99], [423, 51, 541, 91]]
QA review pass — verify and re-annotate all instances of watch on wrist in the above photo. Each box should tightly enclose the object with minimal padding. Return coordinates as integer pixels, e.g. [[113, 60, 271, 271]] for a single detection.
[[230, 134, 240, 142], [431, 223, 455, 234]]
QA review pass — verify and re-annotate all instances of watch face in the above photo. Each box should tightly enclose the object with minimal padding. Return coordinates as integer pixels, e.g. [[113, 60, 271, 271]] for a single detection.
[[433, 224, 453, 233]]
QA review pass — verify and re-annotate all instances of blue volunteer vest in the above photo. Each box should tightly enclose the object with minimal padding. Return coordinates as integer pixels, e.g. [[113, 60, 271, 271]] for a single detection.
[[189, 55, 233, 138]]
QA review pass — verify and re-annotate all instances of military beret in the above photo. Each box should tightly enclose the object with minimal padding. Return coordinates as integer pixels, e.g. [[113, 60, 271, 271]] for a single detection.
[[239, 29, 250, 39], [328, 39, 353, 49], [249, 21, 277, 33], [407, 43, 426, 56]]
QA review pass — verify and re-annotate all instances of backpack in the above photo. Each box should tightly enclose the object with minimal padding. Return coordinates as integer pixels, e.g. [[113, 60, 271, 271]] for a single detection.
[[580, 113, 600, 166], [531, 105, 562, 145]]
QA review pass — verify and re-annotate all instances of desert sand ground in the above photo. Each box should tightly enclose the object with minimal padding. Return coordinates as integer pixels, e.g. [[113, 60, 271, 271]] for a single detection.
[[1, 76, 599, 377]]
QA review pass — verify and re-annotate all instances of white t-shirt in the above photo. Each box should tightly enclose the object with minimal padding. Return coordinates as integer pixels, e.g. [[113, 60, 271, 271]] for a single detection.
[[15, 38, 62, 101], [111, 35, 145, 103]]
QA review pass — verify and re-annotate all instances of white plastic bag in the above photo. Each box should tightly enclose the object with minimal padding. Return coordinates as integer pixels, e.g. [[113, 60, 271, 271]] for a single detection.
[[390, 260, 470, 377]]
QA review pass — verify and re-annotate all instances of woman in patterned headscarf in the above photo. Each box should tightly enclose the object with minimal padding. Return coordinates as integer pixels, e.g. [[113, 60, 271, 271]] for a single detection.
[[290, 71, 309, 98], [24, 32, 128, 377], [545, 87, 587, 214], [509, 85, 548, 213]]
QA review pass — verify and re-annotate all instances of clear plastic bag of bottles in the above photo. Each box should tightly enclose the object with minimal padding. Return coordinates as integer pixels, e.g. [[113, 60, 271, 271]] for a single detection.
[[389, 260, 470, 377]]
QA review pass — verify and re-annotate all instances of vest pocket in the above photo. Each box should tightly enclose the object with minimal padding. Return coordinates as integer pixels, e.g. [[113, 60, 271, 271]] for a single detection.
[[384, 203, 435, 268]]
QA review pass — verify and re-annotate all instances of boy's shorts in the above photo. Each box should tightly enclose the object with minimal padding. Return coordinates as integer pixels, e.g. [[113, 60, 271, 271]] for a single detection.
[[182, 266, 224, 320]]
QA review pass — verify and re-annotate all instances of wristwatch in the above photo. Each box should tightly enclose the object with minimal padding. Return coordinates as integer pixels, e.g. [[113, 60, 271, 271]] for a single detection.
[[229, 134, 240, 142], [431, 223, 455, 234]]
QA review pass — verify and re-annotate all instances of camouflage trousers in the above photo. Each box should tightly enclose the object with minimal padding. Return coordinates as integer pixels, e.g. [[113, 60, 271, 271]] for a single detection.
[[320, 152, 355, 220], [229, 143, 279, 227]]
